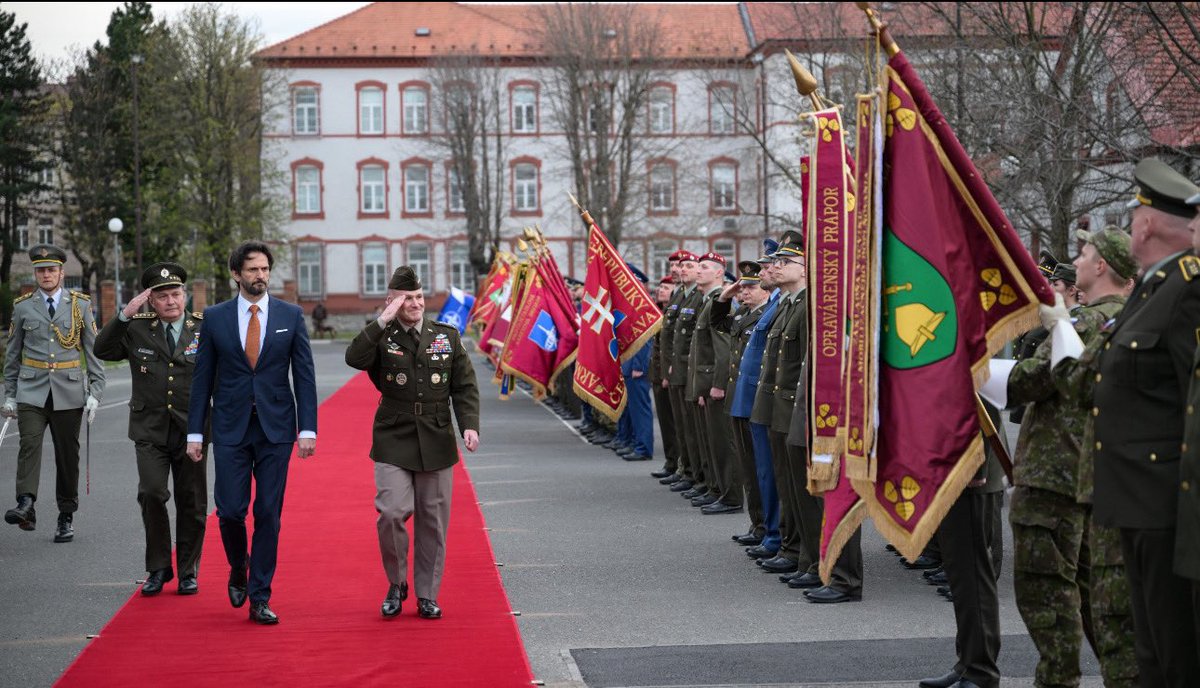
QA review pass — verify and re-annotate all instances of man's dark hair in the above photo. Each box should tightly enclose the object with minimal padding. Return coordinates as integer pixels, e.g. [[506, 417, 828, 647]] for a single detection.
[[229, 241, 274, 272]]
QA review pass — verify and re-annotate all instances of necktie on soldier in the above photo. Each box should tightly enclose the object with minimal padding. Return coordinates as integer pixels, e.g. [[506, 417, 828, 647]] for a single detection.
[[409, 326, 421, 350], [246, 304, 260, 368], [165, 322, 177, 355], [47, 296, 55, 319]]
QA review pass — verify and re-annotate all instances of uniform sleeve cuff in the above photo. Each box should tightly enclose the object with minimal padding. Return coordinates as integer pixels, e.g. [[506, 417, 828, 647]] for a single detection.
[[298, 431, 316, 440], [186, 433, 204, 443]]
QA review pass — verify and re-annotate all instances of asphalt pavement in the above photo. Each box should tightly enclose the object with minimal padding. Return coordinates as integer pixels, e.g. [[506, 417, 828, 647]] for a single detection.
[[1, 342, 1104, 687]]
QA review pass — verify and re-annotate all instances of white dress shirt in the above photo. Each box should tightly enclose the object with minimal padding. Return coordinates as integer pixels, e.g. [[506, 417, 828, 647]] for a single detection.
[[40, 287, 63, 316]]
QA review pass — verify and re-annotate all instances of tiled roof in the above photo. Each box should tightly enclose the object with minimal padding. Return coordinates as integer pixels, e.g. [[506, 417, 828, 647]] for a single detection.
[[255, 2, 748, 62]]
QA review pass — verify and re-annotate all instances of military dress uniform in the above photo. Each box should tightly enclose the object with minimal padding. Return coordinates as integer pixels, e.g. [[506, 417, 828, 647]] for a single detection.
[[1178, 188, 1200, 656], [669, 264, 706, 493], [345, 266, 480, 618], [657, 257, 688, 484], [689, 264, 740, 511], [3, 244, 105, 541], [93, 262, 207, 594], [649, 276, 680, 479]]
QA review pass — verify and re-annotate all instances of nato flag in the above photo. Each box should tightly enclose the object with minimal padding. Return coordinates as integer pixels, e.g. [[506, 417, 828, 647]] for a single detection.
[[437, 286, 476, 333]]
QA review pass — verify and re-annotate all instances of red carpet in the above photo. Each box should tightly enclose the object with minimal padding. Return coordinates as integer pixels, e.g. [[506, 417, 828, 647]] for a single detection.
[[57, 373, 534, 688]]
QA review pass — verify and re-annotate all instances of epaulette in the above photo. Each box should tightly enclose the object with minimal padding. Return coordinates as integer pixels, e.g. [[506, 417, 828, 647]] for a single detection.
[[192, 311, 204, 320], [1179, 255, 1200, 282], [13, 292, 34, 304], [433, 320, 457, 330], [70, 290, 91, 300], [133, 312, 157, 319]]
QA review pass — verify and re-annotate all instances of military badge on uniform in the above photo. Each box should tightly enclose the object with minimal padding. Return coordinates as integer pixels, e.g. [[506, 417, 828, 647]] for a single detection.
[[183, 333, 199, 356], [431, 373, 442, 384], [396, 373, 408, 385], [140, 366, 148, 373], [428, 333, 452, 354]]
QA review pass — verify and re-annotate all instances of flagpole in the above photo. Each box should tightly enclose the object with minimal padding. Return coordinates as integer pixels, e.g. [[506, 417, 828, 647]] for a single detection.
[[855, 2, 899, 56]]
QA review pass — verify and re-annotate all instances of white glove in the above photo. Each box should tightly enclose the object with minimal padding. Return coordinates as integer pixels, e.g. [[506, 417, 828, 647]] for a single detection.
[[1039, 293, 1070, 331], [84, 396, 99, 424], [1, 399, 16, 418]]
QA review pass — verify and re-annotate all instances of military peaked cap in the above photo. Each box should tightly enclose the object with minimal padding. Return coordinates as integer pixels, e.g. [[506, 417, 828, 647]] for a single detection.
[[1127, 158, 1200, 218], [142, 262, 187, 290], [29, 243, 67, 267]]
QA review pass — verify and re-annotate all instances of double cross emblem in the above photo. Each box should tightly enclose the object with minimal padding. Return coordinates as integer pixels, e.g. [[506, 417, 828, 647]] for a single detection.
[[581, 286, 626, 360]]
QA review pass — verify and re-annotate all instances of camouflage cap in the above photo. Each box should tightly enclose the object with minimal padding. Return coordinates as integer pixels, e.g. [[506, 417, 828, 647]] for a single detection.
[[1049, 262, 1076, 285], [1075, 227, 1136, 280]]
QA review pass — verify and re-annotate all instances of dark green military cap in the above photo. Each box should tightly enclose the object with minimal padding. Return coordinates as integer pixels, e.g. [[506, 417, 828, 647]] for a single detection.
[[771, 230, 805, 259], [737, 260, 762, 283], [141, 261, 187, 290], [1050, 262, 1076, 284], [1076, 227, 1136, 280], [1037, 250, 1058, 277], [29, 243, 67, 267], [1126, 158, 1200, 218], [388, 265, 422, 291]]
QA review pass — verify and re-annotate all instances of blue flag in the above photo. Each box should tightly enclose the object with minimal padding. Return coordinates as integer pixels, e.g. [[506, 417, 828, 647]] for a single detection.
[[437, 286, 475, 333], [528, 310, 559, 352]]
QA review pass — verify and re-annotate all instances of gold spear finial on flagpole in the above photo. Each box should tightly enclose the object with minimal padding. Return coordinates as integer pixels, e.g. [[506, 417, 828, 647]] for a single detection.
[[856, 2, 899, 56], [567, 191, 597, 229], [783, 49, 823, 111]]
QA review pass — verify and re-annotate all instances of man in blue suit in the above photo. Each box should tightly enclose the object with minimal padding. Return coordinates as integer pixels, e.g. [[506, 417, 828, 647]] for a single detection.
[[186, 241, 318, 625], [615, 264, 654, 462]]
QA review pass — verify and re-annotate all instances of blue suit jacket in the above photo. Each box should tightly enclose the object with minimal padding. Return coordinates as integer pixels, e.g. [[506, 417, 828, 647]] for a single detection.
[[621, 344, 651, 378], [187, 296, 318, 445], [730, 289, 781, 419]]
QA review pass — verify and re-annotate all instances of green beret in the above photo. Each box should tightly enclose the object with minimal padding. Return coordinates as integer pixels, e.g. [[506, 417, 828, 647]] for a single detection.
[[141, 261, 187, 290], [1076, 227, 1136, 280], [1126, 158, 1199, 218], [29, 243, 67, 267], [388, 265, 422, 291]]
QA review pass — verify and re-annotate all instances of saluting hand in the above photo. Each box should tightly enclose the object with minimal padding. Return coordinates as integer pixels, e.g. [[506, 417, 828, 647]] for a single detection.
[[719, 282, 740, 302], [122, 288, 154, 319], [377, 297, 405, 327], [298, 437, 316, 459], [464, 429, 480, 452]]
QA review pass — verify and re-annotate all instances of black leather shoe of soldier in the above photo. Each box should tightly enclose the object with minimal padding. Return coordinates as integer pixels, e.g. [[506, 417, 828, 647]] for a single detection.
[[901, 554, 941, 570], [5, 494, 36, 531], [249, 601, 279, 625], [803, 585, 861, 603], [141, 568, 174, 596], [745, 545, 777, 559], [381, 582, 408, 618], [53, 513, 74, 543], [690, 494, 717, 507], [734, 533, 763, 546], [700, 502, 740, 514], [651, 467, 673, 479], [659, 473, 683, 485], [177, 576, 198, 595], [228, 566, 248, 608], [918, 670, 963, 688], [759, 557, 799, 574], [623, 454, 651, 461], [925, 569, 948, 586], [787, 571, 822, 589], [417, 598, 442, 619], [681, 487, 703, 499], [668, 480, 693, 493]]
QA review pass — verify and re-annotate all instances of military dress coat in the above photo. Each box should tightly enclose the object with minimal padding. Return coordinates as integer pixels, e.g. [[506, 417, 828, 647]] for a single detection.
[[752, 290, 808, 434], [669, 288, 704, 389], [1176, 345, 1200, 580], [345, 317, 479, 472], [4, 290, 105, 408], [687, 288, 724, 402], [658, 288, 685, 384]]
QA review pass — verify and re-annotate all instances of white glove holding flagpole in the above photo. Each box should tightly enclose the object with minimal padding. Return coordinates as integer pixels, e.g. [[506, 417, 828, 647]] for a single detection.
[[85, 396, 99, 424], [1, 399, 15, 419], [1039, 293, 1084, 368]]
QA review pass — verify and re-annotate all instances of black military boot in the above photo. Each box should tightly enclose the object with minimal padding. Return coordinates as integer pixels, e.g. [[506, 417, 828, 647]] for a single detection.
[[4, 494, 36, 531], [54, 512, 74, 543]]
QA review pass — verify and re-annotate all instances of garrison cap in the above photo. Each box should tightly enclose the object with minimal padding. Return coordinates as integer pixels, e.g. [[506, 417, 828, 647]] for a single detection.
[[29, 243, 67, 267], [1076, 227, 1136, 280], [141, 261, 187, 290], [388, 265, 422, 291], [1126, 158, 1200, 218], [625, 262, 648, 283], [772, 230, 805, 259], [1049, 262, 1076, 285], [699, 251, 726, 266], [756, 239, 780, 264], [1037, 250, 1058, 277], [737, 260, 763, 283]]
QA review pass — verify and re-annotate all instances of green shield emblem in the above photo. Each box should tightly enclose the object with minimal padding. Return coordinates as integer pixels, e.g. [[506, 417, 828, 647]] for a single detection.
[[882, 229, 957, 368]]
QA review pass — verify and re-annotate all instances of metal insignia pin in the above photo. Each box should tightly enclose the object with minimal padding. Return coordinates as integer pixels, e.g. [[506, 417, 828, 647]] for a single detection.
[[396, 373, 408, 385], [431, 373, 441, 384]]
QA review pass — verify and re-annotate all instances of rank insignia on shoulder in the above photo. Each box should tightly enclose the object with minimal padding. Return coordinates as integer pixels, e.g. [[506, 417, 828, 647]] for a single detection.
[[70, 290, 91, 300], [133, 312, 157, 319], [1179, 256, 1200, 282], [13, 292, 34, 304], [192, 311, 204, 320]]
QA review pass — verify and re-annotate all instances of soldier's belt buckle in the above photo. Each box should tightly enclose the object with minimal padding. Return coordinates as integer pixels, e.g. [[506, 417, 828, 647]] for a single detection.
[[46, 362, 58, 370], [413, 402, 423, 415]]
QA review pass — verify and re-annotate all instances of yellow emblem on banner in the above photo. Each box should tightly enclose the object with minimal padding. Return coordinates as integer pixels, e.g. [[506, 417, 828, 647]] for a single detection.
[[883, 475, 921, 522], [886, 93, 916, 138], [817, 116, 841, 143], [815, 404, 839, 430], [979, 268, 1017, 311]]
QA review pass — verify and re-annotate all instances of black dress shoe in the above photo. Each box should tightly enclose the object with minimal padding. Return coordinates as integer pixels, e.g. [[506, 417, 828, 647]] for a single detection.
[[668, 480, 694, 492], [700, 502, 741, 515], [804, 585, 861, 603], [417, 598, 442, 619], [787, 571, 823, 589], [925, 570, 948, 586], [228, 567, 248, 608], [681, 487, 703, 499], [381, 583, 408, 618], [949, 680, 981, 688], [734, 533, 763, 546], [587, 432, 613, 445], [759, 557, 799, 573], [651, 468, 673, 479], [5, 494, 36, 531], [918, 670, 963, 688], [623, 454, 651, 461], [141, 568, 174, 596], [902, 554, 942, 570], [53, 513, 74, 542], [691, 494, 718, 507], [922, 566, 944, 580], [659, 473, 683, 485], [745, 545, 777, 559], [249, 601, 279, 625], [177, 576, 198, 595]]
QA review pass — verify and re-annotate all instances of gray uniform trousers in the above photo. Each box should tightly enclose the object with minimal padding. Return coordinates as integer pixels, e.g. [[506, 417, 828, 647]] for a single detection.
[[375, 463, 454, 600]]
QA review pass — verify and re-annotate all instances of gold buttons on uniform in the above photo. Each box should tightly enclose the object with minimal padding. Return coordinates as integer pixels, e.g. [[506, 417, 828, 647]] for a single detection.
[[1189, 405, 1195, 415], [167, 391, 173, 396], [168, 376, 174, 382], [1104, 342, 1111, 350], [1095, 373, 1102, 383], [1183, 481, 1191, 491], [169, 363, 174, 368], [1150, 453, 1157, 462], [1131, 341, 1138, 349], [1184, 443, 1190, 452], [1095, 441, 1102, 450], [1092, 407, 1099, 417], [167, 404, 173, 409]]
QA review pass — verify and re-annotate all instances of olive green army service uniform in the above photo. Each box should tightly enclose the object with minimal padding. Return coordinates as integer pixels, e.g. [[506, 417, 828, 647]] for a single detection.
[[4, 288, 105, 514], [649, 311, 679, 474], [670, 287, 706, 488], [690, 287, 739, 506], [659, 286, 686, 479], [1177, 343, 1200, 655], [94, 310, 208, 577], [345, 316, 480, 600], [716, 300, 766, 535]]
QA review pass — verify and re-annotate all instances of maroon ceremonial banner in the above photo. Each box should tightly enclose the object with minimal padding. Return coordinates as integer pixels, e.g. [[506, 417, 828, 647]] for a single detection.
[[851, 50, 1052, 560], [478, 264, 517, 365], [499, 262, 578, 398], [807, 108, 852, 488], [470, 259, 511, 332], [573, 225, 663, 421]]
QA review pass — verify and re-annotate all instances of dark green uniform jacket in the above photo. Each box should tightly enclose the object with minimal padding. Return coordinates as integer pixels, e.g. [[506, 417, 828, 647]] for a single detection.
[[345, 317, 480, 472], [688, 287, 724, 401], [669, 287, 704, 388], [1176, 345, 1200, 579]]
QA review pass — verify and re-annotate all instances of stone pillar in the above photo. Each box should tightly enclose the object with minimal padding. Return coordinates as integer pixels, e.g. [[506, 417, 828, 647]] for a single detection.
[[191, 279, 208, 312], [99, 280, 117, 325], [282, 279, 298, 305]]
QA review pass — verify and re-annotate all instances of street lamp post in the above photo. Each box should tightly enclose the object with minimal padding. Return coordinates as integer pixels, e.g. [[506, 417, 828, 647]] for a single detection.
[[131, 54, 144, 275], [108, 217, 123, 311]]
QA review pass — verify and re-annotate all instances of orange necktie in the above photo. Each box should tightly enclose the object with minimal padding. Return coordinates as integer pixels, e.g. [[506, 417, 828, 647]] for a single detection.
[[246, 304, 260, 368]]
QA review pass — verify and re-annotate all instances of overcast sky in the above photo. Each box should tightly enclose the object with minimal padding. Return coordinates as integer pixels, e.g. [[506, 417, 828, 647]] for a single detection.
[[8, 2, 371, 66]]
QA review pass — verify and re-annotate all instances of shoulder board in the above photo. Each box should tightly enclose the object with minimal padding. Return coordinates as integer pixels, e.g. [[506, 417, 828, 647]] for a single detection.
[[13, 292, 34, 304], [1179, 255, 1200, 282], [433, 320, 457, 330], [70, 290, 91, 300], [133, 312, 157, 319], [191, 311, 204, 320]]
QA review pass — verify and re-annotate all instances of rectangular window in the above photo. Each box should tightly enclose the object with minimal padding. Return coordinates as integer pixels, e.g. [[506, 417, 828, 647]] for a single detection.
[[37, 220, 53, 245], [293, 87, 319, 135], [403, 87, 427, 134], [587, 93, 608, 135], [514, 163, 538, 211], [713, 239, 736, 262], [512, 86, 536, 133], [408, 242, 431, 289], [17, 223, 30, 250], [296, 166, 320, 214], [450, 243, 473, 291], [649, 88, 673, 134], [712, 165, 736, 211], [361, 166, 386, 214], [651, 241, 674, 282], [362, 244, 388, 296], [405, 166, 429, 213], [298, 244, 323, 297], [448, 167, 465, 213], [649, 165, 674, 212], [710, 86, 735, 135], [359, 87, 383, 134]]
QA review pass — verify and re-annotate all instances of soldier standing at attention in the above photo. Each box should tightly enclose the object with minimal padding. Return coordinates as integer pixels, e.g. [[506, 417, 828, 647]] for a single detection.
[[345, 266, 480, 620], [1043, 159, 1200, 685], [94, 263, 207, 596], [3, 244, 104, 542], [1176, 187, 1200, 664], [667, 253, 705, 495], [650, 274, 681, 480]]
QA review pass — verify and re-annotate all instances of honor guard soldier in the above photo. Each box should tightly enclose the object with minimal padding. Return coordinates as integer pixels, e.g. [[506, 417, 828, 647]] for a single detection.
[[1043, 158, 1200, 685], [1176, 187, 1200, 674], [656, 254, 687, 484], [345, 266, 480, 620], [3, 244, 104, 541], [94, 262, 207, 596], [667, 252, 705, 494], [649, 275, 681, 480]]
